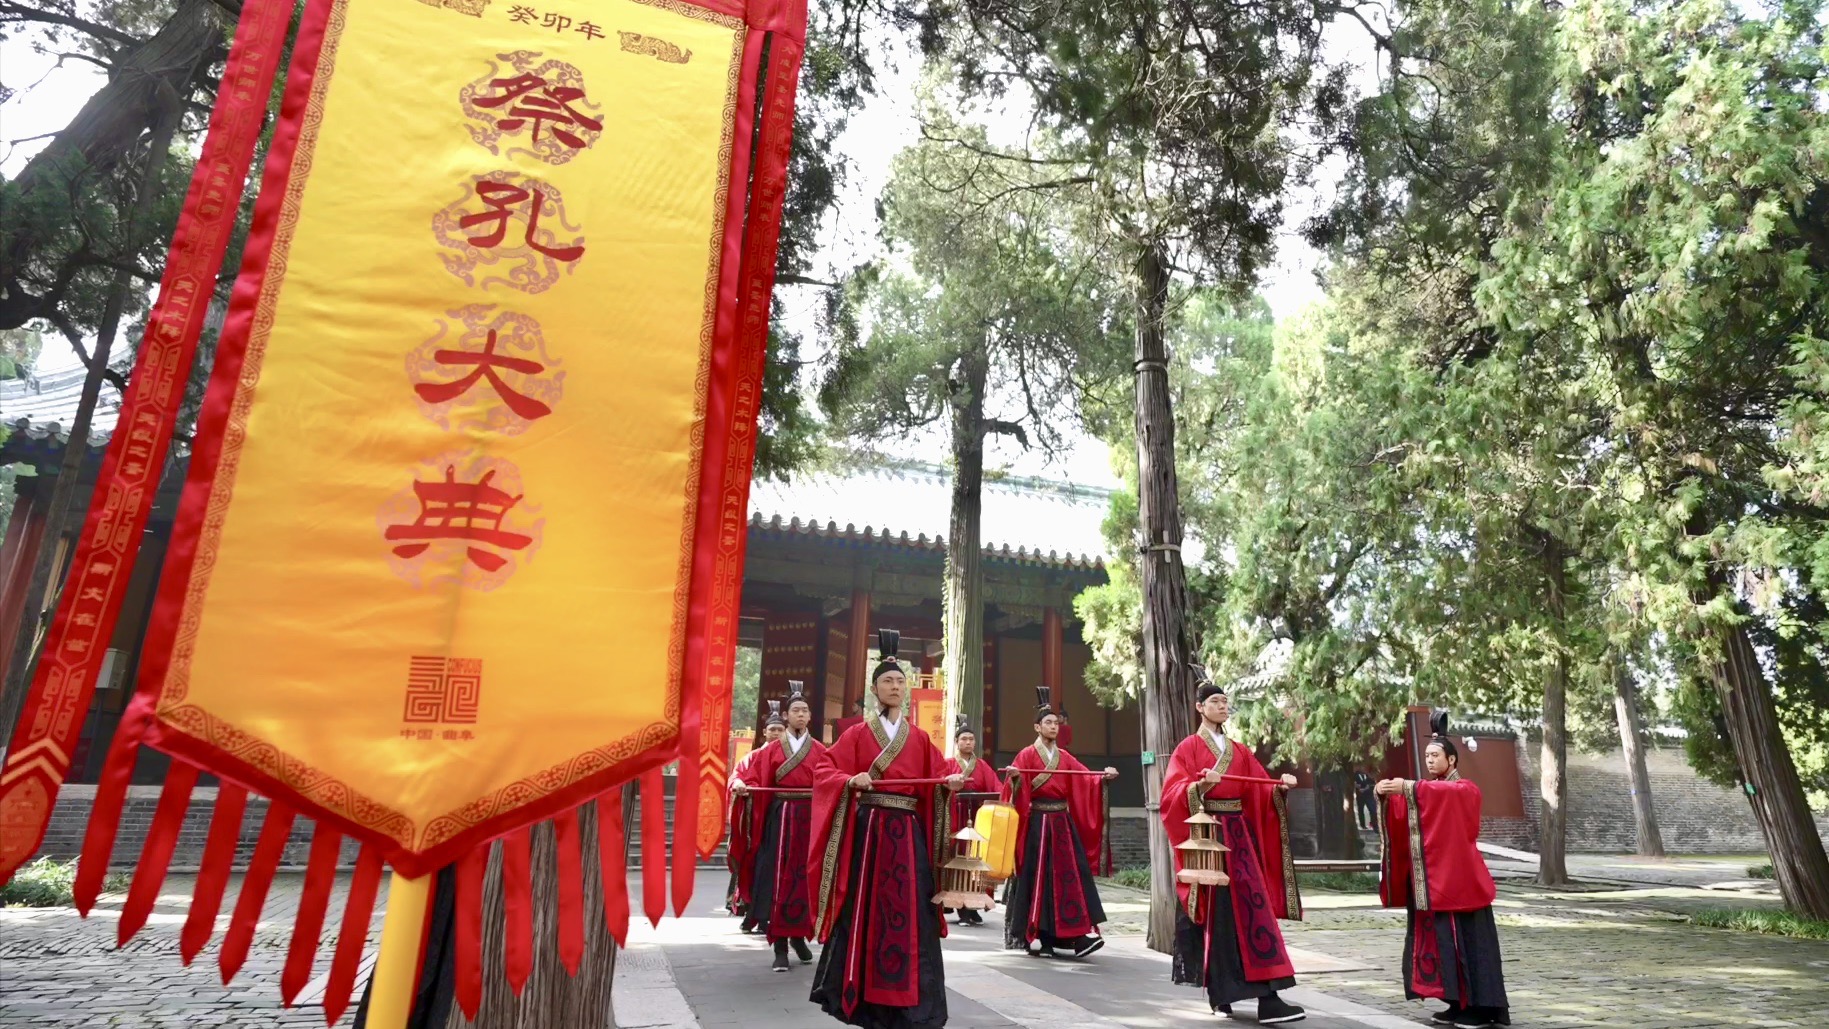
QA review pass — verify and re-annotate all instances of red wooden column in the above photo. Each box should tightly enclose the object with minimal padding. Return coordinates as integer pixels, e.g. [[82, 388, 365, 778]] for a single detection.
[[982, 636, 997, 755], [847, 589, 870, 713], [1042, 607, 1063, 702], [1043, 606, 1068, 749]]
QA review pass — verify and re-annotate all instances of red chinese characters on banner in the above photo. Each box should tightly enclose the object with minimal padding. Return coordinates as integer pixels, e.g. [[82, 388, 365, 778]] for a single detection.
[[433, 171, 584, 293], [377, 456, 544, 592], [460, 52, 603, 163], [408, 306, 563, 435]]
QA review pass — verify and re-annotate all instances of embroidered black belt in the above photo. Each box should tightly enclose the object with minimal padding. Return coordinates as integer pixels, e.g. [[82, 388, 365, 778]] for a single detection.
[[1031, 799, 1069, 813], [858, 792, 918, 812], [1203, 798, 1243, 814], [774, 791, 812, 800]]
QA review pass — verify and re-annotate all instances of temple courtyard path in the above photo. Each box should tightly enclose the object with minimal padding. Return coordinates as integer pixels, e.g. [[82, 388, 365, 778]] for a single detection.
[[2, 866, 1825, 1028]]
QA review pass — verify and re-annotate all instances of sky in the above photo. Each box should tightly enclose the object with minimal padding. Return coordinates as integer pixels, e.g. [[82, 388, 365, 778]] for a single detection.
[[1, 12, 1375, 491]]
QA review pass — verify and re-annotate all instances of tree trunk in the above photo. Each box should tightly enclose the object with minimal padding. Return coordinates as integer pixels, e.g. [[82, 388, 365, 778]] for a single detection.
[[450, 797, 623, 1028], [1537, 536, 1569, 887], [1, 0, 230, 329], [1611, 657, 1664, 858], [941, 349, 988, 752], [1131, 240, 1197, 953], [1, 92, 184, 742], [1696, 582, 1829, 918]]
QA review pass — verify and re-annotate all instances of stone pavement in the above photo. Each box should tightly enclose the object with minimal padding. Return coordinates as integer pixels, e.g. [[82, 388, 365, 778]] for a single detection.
[[3, 865, 1826, 1028]]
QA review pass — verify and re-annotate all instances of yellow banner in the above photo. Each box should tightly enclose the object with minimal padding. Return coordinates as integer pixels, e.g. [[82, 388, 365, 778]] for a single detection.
[[155, 0, 745, 858]]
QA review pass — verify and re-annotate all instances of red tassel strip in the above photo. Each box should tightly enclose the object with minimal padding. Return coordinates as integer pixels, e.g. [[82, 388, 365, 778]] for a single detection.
[[71, 698, 152, 915], [453, 843, 486, 1020], [117, 760, 201, 945], [553, 807, 585, 975], [181, 783, 248, 964], [640, 768, 665, 927], [281, 823, 342, 1006], [598, 788, 629, 947], [219, 801, 295, 984], [502, 826, 534, 996], [322, 844, 383, 1027]]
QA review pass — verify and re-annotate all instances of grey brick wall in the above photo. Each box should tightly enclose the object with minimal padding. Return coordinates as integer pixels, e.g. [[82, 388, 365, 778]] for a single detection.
[[1110, 811, 1149, 868], [1504, 735, 1829, 854], [40, 785, 361, 870]]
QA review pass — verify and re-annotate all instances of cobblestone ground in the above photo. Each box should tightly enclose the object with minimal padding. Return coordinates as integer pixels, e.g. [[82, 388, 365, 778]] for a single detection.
[[1280, 882, 1829, 1029], [0, 874, 368, 1028], [3, 868, 1827, 1028]]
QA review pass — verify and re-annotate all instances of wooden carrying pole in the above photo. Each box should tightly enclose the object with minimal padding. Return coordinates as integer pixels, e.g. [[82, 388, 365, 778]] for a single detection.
[[366, 872, 433, 1029]]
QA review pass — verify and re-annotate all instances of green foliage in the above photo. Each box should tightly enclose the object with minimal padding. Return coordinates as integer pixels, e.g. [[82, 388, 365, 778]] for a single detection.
[[1297, 871, 1379, 893], [1099, 866, 1152, 891], [732, 644, 762, 733], [1748, 863, 1776, 881], [0, 857, 129, 908], [818, 101, 1122, 456], [1689, 907, 1829, 940]]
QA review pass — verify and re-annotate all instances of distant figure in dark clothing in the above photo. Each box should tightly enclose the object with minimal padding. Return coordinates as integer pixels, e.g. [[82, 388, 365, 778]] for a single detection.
[[1354, 770, 1377, 830]]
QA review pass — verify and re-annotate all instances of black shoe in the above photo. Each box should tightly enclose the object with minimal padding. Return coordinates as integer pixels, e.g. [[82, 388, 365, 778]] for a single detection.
[[1217, 1004, 1233, 1017], [1256, 994, 1306, 1024], [1432, 1006, 1463, 1024], [1069, 936, 1105, 959], [740, 915, 759, 934], [964, 909, 984, 926], [772, 940, 790, 973], [791, 938, 813, 964], [1450, 1010, 1494, 1029]]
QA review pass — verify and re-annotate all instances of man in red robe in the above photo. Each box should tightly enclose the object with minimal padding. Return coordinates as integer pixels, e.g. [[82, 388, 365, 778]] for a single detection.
[[808, 630, 963, 1029], [1162, 678, 1306, 1024], [727, 715, 786, 928], [1375, 711, 1510, 1028], [734, 686, 827, 971], [941, 716, 1001, 927], [1000, 688, 1116, 958]]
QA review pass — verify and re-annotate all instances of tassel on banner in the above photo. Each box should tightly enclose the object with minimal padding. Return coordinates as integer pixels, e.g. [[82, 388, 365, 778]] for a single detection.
[[598, 789, 630, 947], [640, 768, 666, 928], [220, 802, 295, 983], [180, 783, 248, 964], [281, 824, 343, 1006], [502, 826, 534, 996], [453, 843, 486, 1021], [71, 700, 151, 915], [117, 760, 200, 945], [323, 845, 385, 1027], [553, 807, 586, 975]]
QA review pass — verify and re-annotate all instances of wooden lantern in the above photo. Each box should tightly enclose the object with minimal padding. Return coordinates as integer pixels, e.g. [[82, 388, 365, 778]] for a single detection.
[[1175, 810, 1231, 886], [933, 825, 995, 910]]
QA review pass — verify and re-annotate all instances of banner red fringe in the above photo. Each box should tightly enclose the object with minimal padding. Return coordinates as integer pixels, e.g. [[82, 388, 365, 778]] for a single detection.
[[180, 783, 248, 964], [599, 788, 630, 947], [553, 807, 586, 975], [640, 768, 666, 928], [281, 825, 343, 1005], [324, 845, 384, 1026], [71, 698, 149, 915], [220, 803, 295, 984], [117, 760, 199, 945], [502, 827, 534, 996], [453, 843, 486, 1020]]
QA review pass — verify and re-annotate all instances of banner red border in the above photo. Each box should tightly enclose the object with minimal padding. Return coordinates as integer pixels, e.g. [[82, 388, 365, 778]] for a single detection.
[[0, 0, 295, 885], [128, 0, 795, 879]]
